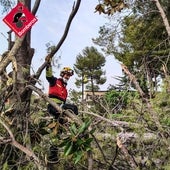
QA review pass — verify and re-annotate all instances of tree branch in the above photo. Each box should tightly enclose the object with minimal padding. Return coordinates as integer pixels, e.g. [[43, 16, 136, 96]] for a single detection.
[[153, 0, 170, 37], [0, 137, 12, 144], [80, 110, 139, 129], [121, 63, 146, 99], [0, 118, 43, 170], [32, 0, 41, 15], [26, 85, 81, 124], [0, 36, 25, 75], [117, 136, 138, 169], [34, 0, 81, 81]]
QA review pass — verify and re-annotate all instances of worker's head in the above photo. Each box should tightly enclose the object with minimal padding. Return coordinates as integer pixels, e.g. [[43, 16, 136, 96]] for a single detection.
[[60, 67, 74, 83]]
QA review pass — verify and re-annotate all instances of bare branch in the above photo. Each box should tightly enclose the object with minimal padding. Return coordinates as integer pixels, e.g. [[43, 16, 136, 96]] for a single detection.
[[26, 85, 81, 124], [117, 136, 138, 168], [32, 0, 41, 15], [153, 0, 170, 37], [0, 137, 12, 144], [0, 36, 25, 75], [34, 0, 81, 81], [96, 132, 157, 143], [121, 63, 146, 99], [80, 110, 139, 129], [50, 0, 81, 57], [0, 118, 43, 169]]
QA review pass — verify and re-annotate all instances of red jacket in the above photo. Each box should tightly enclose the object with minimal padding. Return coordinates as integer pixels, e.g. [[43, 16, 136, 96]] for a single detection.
[[48, 78, 68, 102]]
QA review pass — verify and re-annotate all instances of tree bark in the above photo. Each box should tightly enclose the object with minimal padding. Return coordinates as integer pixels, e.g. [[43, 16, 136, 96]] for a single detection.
[[153, 0, 170, 37], [117, 136, 138, 169]]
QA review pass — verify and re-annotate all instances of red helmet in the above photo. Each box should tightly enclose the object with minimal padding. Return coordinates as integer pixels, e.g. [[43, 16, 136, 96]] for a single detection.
[[60, 67, 74, 77]]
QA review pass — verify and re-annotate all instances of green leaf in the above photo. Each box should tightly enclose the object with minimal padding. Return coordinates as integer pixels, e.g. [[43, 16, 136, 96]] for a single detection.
[[64, 141, 72, 154], [76, 138, 84, 146], [78, 122, 86, 134], [86, 147, 92, 152], [84, 138, 93, 145], [68, 142, 78, 155], [70, 123, 78, 135], [89, 128, 95, 134], [78, 119, 91, 134], [84, 119, 92, 130], [65, 142, 73, 156], [58, 137, 70, 147], [74, 151, 83, 164]]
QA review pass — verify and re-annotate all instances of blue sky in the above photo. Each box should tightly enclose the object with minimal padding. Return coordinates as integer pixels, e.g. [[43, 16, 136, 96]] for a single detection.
[[0, 0, 122, 92]]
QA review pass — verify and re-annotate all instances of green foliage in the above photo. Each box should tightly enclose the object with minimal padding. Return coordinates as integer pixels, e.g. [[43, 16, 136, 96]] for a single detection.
[[2, 162, 8, 170], [69, 89, 82, 104], [105, 89, 138, 113], [153, 89, 170, 127], [58, 118, 93, 164], [74, 46, 106, 91], [163, 164, 170, 170], [29, 120, 50, 144], [94, 1, 170, 92]]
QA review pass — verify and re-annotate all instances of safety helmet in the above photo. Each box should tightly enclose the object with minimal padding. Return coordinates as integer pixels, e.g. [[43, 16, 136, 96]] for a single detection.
[[60, 67, 74, 77]]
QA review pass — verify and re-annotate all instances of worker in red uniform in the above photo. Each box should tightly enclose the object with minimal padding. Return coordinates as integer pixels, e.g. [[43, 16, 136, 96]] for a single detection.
[[46, 62, 78, 122], [46, 61, 78, 164]]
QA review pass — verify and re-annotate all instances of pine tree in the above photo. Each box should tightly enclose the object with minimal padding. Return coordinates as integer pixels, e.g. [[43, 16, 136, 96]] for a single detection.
[[74, 46, 106, 99]]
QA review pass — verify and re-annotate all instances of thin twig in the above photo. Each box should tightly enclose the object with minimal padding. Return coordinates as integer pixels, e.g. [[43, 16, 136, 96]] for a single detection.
[[0, 118, 43, 169]]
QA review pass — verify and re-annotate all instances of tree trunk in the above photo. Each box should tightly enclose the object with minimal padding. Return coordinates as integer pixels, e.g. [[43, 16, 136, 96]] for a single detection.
[[153, 0, 170, 37], [7, 0, 35, 167]]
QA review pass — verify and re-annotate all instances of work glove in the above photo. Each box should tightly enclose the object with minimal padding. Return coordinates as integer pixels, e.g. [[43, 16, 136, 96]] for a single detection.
[[45, 55, 52, 65], [45, 55, 52, 69]]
